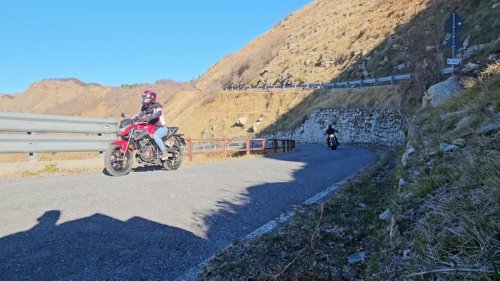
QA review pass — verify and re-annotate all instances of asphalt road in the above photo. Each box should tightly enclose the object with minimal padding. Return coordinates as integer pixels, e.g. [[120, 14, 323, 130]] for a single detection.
[[0, 144, 377, 280]]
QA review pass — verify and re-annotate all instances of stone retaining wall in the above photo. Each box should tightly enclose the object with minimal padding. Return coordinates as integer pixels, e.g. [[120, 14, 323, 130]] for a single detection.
[[268, 108, 406, 147]]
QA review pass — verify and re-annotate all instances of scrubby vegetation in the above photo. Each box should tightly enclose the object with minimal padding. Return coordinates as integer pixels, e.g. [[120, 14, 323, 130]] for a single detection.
[[198, 63, 499, 280]]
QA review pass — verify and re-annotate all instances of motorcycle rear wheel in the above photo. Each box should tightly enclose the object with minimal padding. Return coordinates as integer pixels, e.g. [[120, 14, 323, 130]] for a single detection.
[[104, 144, 133, 176]]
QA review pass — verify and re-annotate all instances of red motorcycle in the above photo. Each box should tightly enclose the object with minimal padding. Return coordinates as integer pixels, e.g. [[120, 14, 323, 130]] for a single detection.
[[104, 116, 185, 176]]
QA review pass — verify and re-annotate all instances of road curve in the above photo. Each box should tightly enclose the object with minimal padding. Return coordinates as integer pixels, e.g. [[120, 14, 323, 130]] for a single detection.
[[0, 144, 377, 280]]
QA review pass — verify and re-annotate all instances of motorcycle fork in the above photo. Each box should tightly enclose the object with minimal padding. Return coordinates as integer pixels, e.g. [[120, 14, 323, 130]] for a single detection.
[[123, 128, 135, 155]]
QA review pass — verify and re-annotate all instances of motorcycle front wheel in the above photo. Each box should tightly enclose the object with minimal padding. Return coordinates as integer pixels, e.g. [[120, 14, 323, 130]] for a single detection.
[[104, 144, 133, 176]]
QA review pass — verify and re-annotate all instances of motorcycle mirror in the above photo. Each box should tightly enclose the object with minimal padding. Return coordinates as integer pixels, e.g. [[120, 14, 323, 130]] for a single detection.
[[120, 113, 126, 118]]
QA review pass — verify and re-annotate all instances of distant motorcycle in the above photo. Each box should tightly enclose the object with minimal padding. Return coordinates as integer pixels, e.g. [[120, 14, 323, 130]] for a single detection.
[[327, 133, 339, 150], [104, 116, 185, 176]]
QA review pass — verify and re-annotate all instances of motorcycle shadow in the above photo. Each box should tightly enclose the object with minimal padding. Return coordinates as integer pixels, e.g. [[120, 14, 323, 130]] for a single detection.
[[101, 166, 166, 176]]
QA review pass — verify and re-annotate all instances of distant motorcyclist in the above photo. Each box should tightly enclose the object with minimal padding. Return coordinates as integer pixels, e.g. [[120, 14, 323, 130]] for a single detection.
[[325, 124, 339, 146], [132, 89, 170, 159]]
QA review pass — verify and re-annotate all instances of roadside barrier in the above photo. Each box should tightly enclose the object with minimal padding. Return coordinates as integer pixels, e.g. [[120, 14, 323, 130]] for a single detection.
[[185, 137, 296, 161], [0, 112, 117, 161], [224, 67, 454, 91], [0, 112, 296, 162]]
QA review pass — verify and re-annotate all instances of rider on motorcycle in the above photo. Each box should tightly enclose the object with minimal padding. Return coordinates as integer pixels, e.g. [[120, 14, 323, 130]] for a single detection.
[[325, 124, 339, 146], [132, 89, 170, 159]]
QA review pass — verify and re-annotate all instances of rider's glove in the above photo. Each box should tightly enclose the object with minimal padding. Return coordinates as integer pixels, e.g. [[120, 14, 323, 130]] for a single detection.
[[131, 116, 141, 123]]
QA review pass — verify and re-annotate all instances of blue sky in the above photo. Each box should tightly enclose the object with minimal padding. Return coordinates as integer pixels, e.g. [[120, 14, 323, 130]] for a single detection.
[[0, 1, 312, 94]]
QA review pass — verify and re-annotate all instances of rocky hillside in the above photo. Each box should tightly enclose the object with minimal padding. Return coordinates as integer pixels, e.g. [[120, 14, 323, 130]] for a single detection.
[[195, 0, 500, 91]]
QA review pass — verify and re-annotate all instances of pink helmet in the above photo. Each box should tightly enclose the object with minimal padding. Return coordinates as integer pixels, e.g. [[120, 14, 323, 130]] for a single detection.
[[141, 89, 157, 105]]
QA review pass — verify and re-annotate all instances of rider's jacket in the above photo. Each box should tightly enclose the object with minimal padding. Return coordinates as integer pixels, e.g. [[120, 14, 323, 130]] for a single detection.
[[325, 127, 337, 135], [135, 102, 166, 129]]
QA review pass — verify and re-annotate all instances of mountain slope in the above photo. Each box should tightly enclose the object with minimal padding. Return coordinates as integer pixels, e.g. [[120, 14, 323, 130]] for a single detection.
[[195, 0, 500, 90], [1, 0, 498, 140]]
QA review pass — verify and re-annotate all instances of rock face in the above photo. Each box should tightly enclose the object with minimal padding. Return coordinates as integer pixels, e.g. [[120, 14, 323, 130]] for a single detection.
[[268, 108, 405, 147], [422, 76, 462, 108]]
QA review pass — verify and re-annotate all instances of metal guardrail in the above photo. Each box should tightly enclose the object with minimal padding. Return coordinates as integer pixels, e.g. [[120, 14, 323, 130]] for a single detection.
[[0, 112, 117, 157], [0, 112, 296, 162], [224, 67, 455, 91]]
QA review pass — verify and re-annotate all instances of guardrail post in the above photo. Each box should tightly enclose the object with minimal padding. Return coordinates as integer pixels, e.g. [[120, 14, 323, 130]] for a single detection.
[[97, 133, 104, 157], [246, 138, 251, 155], [273, 139, 278, 153], [390, 75, 394, 85], [282, 140, 286, 152], [374, 78, 377, 86], [187, 138, 193, 161], [26, 132, 37, 162], [262, 138, 267, 154], [222, 137, 227, 158]]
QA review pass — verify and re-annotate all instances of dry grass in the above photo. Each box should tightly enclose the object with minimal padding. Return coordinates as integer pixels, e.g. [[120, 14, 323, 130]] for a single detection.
[[388, 65, 500, 280]]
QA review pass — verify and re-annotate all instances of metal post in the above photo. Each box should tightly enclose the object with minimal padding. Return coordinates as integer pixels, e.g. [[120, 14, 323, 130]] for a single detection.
[[27, 132, 37, 162], [187, 138, 193, 161], [262, 138, 267, 154], [222, 138, 227, 158], [452, 12, 456, 74], [246, 138, 251, 155]]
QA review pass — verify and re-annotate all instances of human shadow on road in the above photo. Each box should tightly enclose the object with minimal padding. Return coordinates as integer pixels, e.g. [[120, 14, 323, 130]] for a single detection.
[[0, 210, 212, 280]]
